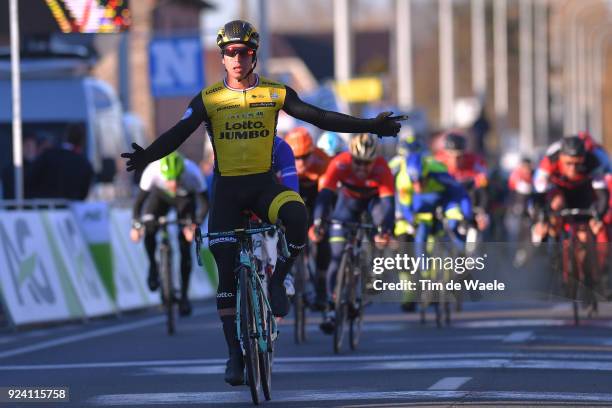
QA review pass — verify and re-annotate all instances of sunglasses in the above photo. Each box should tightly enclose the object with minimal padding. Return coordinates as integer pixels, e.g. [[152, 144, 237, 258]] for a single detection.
[[295, 153, 312, 161], [223, 47, 255, 57], [353, 158, 373, 167], [562, 159, 584, 168]]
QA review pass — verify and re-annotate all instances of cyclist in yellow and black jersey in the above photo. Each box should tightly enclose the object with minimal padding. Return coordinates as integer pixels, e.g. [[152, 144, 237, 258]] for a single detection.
[[122, 19, 403, 387]]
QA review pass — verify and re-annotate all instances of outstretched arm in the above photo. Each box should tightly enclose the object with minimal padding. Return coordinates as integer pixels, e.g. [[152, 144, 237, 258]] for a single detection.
[[282, 86, 402, 137], [122, 95, 206, 172]]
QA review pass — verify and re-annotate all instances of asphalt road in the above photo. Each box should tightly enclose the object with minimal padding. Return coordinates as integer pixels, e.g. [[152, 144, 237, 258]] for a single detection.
[[2, 300, 612, 407]]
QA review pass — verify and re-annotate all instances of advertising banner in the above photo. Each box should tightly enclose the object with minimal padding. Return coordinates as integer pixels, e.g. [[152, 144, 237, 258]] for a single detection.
[[43, 210, 116, 317], [0, 211, 78, 325], [70, 202, 115, 300], [109, 208, 159, 309], [148, 35, 204, 98]]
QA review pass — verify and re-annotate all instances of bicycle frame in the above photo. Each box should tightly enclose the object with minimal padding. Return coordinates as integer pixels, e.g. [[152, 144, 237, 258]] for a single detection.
[[196, 222, 289, 354]]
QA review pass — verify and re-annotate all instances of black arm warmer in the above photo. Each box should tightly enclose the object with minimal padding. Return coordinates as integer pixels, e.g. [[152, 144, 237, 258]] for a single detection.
[[195, 191, 209, 225], [313, 188, 336, 221], [132, 189, 149, 220], [594, 188, 609, 219], [379, 196, 395, 233], [531, 192, 547, 221], [143, 95, 206, 164], [283, 86, 375, 133], [473, 187, 489, 212]]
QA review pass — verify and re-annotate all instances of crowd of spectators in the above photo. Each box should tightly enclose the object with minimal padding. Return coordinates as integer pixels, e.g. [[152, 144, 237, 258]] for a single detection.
[[1, 124, 94, 201]]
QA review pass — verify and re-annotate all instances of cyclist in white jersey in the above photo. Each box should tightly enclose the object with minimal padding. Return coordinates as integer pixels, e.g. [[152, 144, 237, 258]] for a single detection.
[[131, 152, 209, 316]]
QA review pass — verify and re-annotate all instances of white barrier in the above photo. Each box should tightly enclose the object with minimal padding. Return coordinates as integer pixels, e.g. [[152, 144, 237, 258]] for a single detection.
[[0, 211, 78, 325], [109, 209, 158, 310], [0, 204, 217, 327], [110, 208, 214, 302], [42, 210, 116, 317]]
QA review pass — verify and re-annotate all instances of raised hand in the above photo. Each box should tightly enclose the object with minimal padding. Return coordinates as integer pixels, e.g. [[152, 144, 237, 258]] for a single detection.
[[120, 143, 147, 172], [371, 111, 407, 138]]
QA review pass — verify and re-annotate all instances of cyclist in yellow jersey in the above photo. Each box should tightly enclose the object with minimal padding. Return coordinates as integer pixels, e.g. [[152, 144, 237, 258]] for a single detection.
[[122, 20, 403, 386]]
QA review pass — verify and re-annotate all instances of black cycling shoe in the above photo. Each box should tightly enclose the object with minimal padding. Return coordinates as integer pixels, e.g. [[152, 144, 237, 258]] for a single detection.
[[178, 297, 192, 317], [401, 301, 417, 313], [147, 266, 160, 292], [319, 310, 335, 335], [311, 297, 327, 312], [269, 280, 290, 317], [224, 353, 245, 386]]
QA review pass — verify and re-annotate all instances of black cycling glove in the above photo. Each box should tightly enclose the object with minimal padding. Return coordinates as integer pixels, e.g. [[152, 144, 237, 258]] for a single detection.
[[121, 143, 148, 172], [370, 111, 402, 138]]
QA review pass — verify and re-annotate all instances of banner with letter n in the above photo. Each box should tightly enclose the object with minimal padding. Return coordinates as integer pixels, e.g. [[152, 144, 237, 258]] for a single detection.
[[148, 35, 204, 98]]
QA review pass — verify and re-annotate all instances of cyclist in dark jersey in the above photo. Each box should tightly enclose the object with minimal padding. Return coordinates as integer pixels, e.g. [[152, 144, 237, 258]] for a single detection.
[[122, 20, 403, 386]]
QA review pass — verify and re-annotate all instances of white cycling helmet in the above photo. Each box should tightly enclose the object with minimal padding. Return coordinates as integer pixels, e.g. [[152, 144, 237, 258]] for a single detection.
[[316, 131, 347, 157], [349, 133, 378, 161]]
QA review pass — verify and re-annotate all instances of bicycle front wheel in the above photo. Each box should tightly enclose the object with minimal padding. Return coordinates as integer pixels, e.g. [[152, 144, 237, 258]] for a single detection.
[[239, 266, 261, 404], [259, 288, 274, 401], [160, 247, 175, 336], [349, 254, 365, 350], [334, 251, 350, 354], [293, 255, 306, 344], [565, 239, 580, 326]]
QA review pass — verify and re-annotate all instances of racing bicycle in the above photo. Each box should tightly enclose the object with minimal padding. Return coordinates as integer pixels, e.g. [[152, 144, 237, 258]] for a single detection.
[[151, 216, 191, 336], [330, 220, 376, 354], [196, 216, 289, 404]]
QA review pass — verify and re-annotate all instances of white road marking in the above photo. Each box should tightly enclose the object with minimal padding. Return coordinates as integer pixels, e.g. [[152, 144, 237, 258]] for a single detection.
[[4, 351, 612, 371], [131, 359, 612, 375], [377, 335, 505, 343], [0, 337, 16, 345], [88, 390, 612, 406], [456, 319, 567, 328], [428, 377, 471, 390], [503, 331, 533, 343], [0, 306, 216, 360], [551, 303, 572, 311]]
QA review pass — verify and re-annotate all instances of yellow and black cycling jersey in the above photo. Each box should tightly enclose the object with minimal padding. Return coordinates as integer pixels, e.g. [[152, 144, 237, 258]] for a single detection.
[[202, 77, 286, 176], [138, 74, 384, 177]]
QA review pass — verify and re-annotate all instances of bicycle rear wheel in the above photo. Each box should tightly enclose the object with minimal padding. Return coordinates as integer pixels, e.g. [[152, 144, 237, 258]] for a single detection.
[[160, 247, 175, 336], [334, 251, 350, 354], [239, 266, 261, 404]]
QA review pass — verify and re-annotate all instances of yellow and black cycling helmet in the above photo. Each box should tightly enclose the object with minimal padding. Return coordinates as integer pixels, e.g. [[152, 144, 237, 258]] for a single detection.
[[216, 20, 260, 50]]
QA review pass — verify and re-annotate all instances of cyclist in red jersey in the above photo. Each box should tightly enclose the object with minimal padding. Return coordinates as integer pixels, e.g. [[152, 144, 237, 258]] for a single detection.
[[532, 136, 608, 243], [285, 127, 332, 307], [311, 133, 395, 333], [434, 131, 489, 231], [545, 131, 611, 174]]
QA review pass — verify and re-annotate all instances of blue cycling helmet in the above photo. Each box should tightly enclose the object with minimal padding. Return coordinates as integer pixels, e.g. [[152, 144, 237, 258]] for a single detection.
[[397, 129, 424, 156], [317, 131, 347, 156]]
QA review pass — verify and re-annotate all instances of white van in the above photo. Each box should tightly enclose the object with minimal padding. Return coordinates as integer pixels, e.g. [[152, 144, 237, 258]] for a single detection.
[[0, 56, 135, 193]]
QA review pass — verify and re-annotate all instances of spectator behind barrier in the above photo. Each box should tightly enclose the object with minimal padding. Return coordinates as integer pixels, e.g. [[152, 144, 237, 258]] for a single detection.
[[1, 132, 39, 199], [29, 124, 94, 200]]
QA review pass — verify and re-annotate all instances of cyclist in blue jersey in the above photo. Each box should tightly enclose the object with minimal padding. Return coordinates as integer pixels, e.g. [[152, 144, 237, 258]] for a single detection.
[[272, 136, 299, 192], [397, 152, 472, 255]]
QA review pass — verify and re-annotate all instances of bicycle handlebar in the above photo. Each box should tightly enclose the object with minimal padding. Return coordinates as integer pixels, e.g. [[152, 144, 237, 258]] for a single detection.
[[194, 223, 290, 266], [139, 216, 193, 228], [555, 208, 598, 219], [329, 219, 379, 232]]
